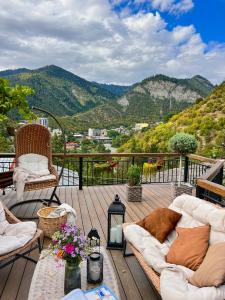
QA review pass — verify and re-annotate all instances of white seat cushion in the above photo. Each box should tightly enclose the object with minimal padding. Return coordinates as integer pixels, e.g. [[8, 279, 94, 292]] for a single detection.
[[0, 221, 37, 255], [18, 153, 50, 176], [0, 202, 37, 256], [28, 174, 56, 183]]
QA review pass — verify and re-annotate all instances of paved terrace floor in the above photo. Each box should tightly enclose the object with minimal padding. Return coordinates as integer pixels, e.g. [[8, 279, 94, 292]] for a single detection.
[[0, 184, 173, 300]]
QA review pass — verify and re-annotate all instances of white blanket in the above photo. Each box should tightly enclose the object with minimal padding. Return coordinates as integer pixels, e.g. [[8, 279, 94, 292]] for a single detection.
[[124, 194, 225, 300], [47, 203, 77, 226], [13, 167, 41, 201], [0, 202, 37, 255]]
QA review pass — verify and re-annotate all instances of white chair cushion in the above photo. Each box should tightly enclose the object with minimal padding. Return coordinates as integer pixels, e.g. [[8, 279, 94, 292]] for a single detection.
[[28, 174, 56, 183], [0, 221, 37, 255], [0, 202, 8, 235], [18, 153, 50, 176]]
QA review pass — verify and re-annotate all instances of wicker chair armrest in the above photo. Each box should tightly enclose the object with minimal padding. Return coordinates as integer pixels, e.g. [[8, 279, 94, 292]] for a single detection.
[[4, 206, 21, 224], [49, 165, 59, 181]]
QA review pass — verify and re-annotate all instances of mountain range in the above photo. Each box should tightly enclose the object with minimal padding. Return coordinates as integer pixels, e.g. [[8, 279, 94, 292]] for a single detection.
[[119, 81, 225, 157], [0, 65, 214, 130]]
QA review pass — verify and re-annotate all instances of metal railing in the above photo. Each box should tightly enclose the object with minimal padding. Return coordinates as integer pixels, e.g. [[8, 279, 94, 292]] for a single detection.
[[0, 153, 212, 190]]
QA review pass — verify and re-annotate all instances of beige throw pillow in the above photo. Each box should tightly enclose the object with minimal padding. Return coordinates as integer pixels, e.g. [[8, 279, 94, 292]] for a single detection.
[[189, 242, 225, 287]]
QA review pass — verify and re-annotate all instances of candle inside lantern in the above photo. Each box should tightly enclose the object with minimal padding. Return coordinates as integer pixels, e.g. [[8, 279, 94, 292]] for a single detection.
[[88, 253, 101, 282], [116, 224, 122, 244], [110, 227, 117, 243]]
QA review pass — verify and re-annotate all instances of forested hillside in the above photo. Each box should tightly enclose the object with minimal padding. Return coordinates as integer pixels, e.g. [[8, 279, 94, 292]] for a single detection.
[[120, 82, 225, 157], [61, 74, 213, 131]]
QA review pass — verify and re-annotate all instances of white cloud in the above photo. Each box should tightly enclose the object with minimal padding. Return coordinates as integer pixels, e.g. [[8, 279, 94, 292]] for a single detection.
[[151, 0, 194, 14], [0, 0, 224, 85]]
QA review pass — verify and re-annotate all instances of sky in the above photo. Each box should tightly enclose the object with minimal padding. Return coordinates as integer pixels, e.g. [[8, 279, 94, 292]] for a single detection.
[[0, 0, 225, 85]]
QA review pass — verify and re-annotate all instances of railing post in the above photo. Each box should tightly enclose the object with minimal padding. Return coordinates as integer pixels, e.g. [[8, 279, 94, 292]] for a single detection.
[[132, 157, 135, 165], [184, 156, 189, 183], [79, 157, 83, 190]]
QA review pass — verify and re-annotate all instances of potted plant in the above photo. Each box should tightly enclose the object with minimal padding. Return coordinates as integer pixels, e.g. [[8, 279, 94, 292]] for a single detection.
[[126, 164, 142, 202], [50, 223, 90, 295], [169, 133, 197, 197]]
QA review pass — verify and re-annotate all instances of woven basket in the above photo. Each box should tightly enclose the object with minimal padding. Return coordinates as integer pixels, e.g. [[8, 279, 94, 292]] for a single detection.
[[37, 206, 67, 238]]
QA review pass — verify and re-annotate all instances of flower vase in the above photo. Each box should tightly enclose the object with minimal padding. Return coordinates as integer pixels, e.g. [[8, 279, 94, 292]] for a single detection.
[[64, 262, 81, 295]]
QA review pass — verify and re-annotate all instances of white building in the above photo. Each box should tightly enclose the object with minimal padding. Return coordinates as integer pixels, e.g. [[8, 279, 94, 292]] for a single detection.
[[88, 128, 101, 137], [38, 118, 48, 127], [134, 123, 149, 131]]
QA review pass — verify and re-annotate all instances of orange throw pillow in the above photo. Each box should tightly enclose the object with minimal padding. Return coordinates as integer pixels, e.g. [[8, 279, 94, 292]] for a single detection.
[[137, 208, 182, 243], [166, 225, 210, 271]]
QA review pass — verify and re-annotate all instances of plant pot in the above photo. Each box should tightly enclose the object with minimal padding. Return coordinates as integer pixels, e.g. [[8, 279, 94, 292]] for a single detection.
[[172, 183, 193, 198], [64, 262, 81, 295], [126, 184, 142, 202]]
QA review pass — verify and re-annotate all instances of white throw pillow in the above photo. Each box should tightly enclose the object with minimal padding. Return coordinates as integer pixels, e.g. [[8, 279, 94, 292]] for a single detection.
[[18, 153, 50, 176]]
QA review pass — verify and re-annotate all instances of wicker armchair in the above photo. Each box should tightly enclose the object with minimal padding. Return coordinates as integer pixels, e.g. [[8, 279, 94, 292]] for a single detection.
[[0, 205, 43, 269], [9, 123, 62, 218]]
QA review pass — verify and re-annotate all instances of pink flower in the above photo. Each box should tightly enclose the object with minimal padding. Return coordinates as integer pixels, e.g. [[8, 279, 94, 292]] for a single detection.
[[65, 243, 75, 254]]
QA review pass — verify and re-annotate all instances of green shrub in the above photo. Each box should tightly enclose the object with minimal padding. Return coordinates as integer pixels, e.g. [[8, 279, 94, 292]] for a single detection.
[[169, 133, 197, 155], [127, 164, 141, 186]]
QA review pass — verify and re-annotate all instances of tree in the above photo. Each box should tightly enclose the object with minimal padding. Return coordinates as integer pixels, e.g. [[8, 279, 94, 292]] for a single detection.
[[0, 78, 34, 123]]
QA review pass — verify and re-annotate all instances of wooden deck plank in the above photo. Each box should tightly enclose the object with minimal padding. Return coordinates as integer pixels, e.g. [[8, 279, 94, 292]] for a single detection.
[[0, 184, 173, 300]]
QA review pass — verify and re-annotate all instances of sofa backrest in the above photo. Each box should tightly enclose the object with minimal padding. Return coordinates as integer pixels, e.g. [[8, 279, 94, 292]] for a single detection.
[[169, 194, 225, 245]]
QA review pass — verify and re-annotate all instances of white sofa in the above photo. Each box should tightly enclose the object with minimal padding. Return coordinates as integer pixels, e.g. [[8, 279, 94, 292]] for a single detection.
[[124, 194, 225, 300]]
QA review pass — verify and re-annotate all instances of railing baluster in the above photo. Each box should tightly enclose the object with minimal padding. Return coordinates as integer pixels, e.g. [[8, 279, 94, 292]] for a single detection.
[[79, 157, 83, 190]]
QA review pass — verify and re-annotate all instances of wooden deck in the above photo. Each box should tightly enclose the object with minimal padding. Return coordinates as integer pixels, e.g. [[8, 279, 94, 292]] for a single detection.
[[0, 184, 173, 300]]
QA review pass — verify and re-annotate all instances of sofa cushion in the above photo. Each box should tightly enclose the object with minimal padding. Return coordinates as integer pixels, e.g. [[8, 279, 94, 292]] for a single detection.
[[137, 208, 182, 243], [18, 153, 50, 176], [169, 194, 225, 245], [166, 224, 210, 271], [189, 242, 225, 287]]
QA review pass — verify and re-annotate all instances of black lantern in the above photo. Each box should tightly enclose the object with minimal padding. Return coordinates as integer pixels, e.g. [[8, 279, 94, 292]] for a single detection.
[[87, 228, 100, 251], [87, 228, 103, 284], [107, 194, 126, 250]]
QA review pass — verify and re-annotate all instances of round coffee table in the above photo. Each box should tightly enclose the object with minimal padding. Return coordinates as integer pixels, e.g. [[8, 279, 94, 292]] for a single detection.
[[28, 247, 120, 300]]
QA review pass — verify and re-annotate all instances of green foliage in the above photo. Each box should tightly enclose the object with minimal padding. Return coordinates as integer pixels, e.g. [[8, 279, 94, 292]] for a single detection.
[[52, 133, 64, 153], [143, 162, 157, 179], [0, 78, 34, 122], [169, 133, 197, 155], [127, 164, 141, 186]]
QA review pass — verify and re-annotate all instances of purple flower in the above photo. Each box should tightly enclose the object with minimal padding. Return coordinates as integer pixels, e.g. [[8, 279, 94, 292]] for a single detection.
[[75, 247, 79, 254], [73, 236, 78, 242], [52, 240, 58, 245]]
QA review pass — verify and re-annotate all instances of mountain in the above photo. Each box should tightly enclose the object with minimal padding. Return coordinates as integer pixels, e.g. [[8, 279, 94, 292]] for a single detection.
[[0, 65, 123, 116], [96, 83, 132, 96], [0, 68, 30, 77], [119, 82, 225, 157], [61, 74, 214, 131]]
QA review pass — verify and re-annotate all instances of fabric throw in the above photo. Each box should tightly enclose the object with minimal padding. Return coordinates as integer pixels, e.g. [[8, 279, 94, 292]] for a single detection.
[[166, 224, 210, 271], [13, 167, 40, 201], [189, 242, 225, 287], [47, 203, 77, 225], [137, 207, 182, 243]]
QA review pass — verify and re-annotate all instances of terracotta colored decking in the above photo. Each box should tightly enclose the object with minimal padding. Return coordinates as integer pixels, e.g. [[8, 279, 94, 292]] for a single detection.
[[0, 184, 173, 300]]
